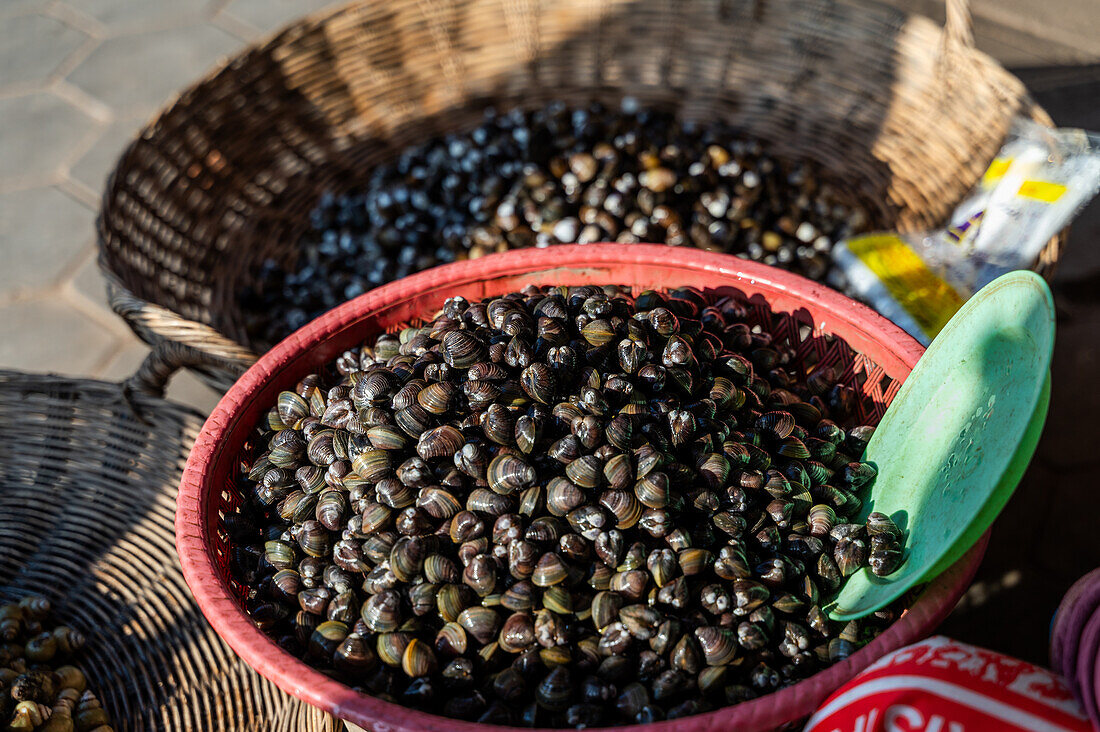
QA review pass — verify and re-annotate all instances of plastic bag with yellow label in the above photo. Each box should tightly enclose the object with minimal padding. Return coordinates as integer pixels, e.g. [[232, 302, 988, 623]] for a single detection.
[[831, 119, 1100, 344]]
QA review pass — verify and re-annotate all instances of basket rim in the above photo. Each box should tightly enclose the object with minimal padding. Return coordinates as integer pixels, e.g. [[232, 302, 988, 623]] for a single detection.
[[177, 244, 979, 731]]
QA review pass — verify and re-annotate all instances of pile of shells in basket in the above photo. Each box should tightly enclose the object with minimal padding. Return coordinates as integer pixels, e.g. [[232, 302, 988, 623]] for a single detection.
[[225, 284, 908, 728], [242, 100, 870, 347], [0, 596, 115, 732]]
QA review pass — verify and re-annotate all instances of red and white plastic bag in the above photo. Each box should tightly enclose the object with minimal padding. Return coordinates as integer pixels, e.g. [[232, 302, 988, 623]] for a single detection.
[[805, 636, 1091, 732]]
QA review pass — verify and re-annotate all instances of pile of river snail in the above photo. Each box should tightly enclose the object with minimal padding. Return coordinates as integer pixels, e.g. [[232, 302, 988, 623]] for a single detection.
[[227, 284, 907, 727], [242, 100, 868, 347], [0, 596, 114, 732]]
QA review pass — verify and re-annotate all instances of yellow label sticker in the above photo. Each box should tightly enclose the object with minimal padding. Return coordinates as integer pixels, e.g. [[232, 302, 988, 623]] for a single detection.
[[847, 234, 967, 338], [982, 157, 1012, 188], [1017, 180, 1067, 203]]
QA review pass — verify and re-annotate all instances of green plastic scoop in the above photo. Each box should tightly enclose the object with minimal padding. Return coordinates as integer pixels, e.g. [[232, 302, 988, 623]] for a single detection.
[[827, 270, 1055, 621]]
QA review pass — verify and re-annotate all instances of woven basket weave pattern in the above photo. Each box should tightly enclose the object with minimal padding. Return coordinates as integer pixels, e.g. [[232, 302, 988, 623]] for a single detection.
[[0, 372, 335, 732], [97, 0, 1062, 386]]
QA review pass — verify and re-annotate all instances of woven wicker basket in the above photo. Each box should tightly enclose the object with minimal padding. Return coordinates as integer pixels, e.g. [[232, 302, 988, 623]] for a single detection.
[[177, 245, 989, 731], [97, 0, 1064, 392], [0, 369, 337, 731]]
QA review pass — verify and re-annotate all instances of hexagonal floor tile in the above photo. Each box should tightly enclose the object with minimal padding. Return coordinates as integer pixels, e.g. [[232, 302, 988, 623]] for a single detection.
[[166, 369, 221, 415], [0, 297, 119, 375], [66, 23, 242, 114], [69, 243, 125, 330], [0, 1, 52, 19], [70, 116, 143, 194], [220, 0, 338, 34], [70, 0, 214, 33], [94, 335, 146, 381], [0, 92, 98, 182], [0, 187, 95, 295], [0, 13, 89, 88]]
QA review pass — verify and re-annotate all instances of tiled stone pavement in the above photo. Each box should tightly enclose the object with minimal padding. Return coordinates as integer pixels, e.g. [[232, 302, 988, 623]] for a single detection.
[[0, 0, 340, 411], [0, 0, 1097, 668]]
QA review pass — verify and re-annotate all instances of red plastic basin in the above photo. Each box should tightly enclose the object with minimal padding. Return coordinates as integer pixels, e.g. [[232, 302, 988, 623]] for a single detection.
[[177, 244, 987, 731]]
